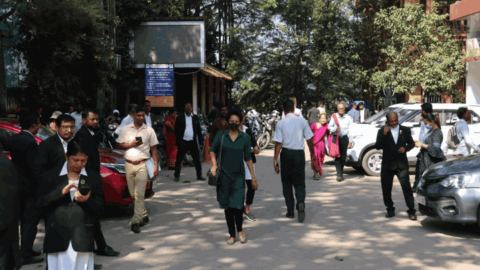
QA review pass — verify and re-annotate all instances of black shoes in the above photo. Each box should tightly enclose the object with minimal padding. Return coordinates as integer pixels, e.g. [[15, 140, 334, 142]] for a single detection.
[[197, 176, 206, 181], [297, 203, 306, 223], [139, 216, 150, 227], [286, 212, 294, 218], [21, 255, 44, 265], [131, 223, 141, 233], [174, 177, 180, 182], [336, 176, 344, 182], [385, 211, 396, 218], [96, 245, 120, 257], [31, 248, 42, 257], [409, 213, 417, 221]]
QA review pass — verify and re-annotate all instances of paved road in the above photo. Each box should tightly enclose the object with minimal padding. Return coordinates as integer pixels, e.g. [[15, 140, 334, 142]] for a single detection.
[[24, 146, 480, 270]]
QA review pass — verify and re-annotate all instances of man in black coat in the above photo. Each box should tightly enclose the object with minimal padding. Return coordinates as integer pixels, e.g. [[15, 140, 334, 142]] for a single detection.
[[9, 113, 44, 265], [0, 155, 22, 270], [375, 112, 417, 220], [174, 102, 205, 182], [74, 109, 120, 257]]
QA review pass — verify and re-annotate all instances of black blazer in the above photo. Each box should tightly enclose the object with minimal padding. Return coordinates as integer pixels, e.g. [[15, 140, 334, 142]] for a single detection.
[[375, 125, 415, 170], [36, 167, 104, 253], [9, 131, 38, 195], [32, 134, 67, 180], [74, 126, 100, 173], [244, 123, 257, 163], [175, 113, 204, 147], [0, 155, 21, 269]]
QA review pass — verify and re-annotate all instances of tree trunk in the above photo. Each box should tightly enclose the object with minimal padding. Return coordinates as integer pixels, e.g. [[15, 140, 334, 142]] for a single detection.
[[0, 41, 7, 112]]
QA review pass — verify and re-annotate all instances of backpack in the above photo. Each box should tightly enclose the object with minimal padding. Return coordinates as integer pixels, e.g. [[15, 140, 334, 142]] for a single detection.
[[446, 122, 461, 150]]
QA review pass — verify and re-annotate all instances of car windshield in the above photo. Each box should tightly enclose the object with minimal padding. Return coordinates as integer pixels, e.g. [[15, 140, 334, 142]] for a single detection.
[[363, 106, 403, 125], [396, 109, 419, 124], [15, 125, 56, 141]]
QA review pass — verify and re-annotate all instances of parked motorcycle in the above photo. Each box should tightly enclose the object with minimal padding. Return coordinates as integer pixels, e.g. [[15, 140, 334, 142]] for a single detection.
[[256, 111, 280, 150]]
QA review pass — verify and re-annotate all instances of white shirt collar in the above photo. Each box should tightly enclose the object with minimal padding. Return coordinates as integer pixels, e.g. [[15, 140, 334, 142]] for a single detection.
[[391, 125, 399, 131], [285, 113, 295, 117], [58, 133, 72, 144], [59, 162, 88, 176], [185, 113, 192, 118]]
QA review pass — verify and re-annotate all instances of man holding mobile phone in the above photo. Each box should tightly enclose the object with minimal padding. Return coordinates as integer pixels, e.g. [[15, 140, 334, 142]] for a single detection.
[[117, 105, 159, 233]]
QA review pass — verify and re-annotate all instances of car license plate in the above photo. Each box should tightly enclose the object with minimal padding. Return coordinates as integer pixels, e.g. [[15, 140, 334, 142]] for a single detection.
[[416, 194, 425, 205]]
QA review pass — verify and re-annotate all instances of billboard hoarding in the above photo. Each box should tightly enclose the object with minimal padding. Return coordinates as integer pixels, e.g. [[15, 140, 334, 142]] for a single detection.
[[145, 64, 174, 107]]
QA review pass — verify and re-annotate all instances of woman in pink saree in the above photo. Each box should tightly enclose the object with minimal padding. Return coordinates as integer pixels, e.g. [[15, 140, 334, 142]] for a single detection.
[[310, 113, 329, 180]]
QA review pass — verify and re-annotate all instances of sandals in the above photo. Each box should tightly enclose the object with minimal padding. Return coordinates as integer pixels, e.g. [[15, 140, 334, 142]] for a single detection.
[[239, 234, 246, 244], [227, 238, 235, 245]]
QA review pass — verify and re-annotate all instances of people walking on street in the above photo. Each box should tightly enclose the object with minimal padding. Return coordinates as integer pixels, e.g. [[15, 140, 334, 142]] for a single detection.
[[209, 105, 229, 145], [209, 109, 258, 244], [237, 108, 260, 222], [163, 108, 179, 169], [36, 138, 104, 270], [310, 113, 329, 180], [47, 111, 62, 132], [0, 154, 22, 270], [273, 99, 315, 223], [117, 105, 159, 233], [70, 103, 84, 132], [143, 100, 154, 128], [74, 109, 120, 257], [282, 97, 304, 119], [347, 103, 359, 123], [328, 103, 353, 182], [375, 112, 417, 220], [453, 107, 480, 157], [306, 104, 320, 127], [9, 113, 44, 265], [174, 103, 205, 182], [414, 113, 446, 189], [358, 102, 371, 123], [413, 103, 432, 191]]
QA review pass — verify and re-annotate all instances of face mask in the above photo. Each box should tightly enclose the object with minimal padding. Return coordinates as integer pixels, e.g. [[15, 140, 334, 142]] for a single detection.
[[425, 123, 432, 130], [229, 123, 239, 131]]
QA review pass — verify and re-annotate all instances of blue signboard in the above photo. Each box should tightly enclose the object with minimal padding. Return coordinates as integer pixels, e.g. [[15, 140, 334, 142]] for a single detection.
[[145, 64, 174, 96]]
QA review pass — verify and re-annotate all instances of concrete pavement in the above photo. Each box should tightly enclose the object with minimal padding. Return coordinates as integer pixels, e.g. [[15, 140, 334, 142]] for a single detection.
[[24, 147, 480, 270]]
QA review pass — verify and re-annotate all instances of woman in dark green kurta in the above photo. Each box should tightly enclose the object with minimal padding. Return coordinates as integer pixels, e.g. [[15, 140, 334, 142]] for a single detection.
[[210, 109, 258, 245]]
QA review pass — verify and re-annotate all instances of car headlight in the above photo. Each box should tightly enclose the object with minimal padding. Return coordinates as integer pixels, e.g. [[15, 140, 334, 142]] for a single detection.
[[439, 174, 472, 188], [101, 163, 125, 174], [352, 135, 363, 140]]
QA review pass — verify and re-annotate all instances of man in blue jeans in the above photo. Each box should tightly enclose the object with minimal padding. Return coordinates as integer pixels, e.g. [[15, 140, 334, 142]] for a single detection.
[[273, 99, 315, 223]]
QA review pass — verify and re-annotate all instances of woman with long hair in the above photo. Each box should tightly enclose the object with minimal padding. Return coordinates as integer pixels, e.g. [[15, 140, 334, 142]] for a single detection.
[[414, 113, 446, 190], [210, 109, 258, 245], [310, 113, 329, 180], [163, 108, 178, 169], [36, 138, 104, 270]]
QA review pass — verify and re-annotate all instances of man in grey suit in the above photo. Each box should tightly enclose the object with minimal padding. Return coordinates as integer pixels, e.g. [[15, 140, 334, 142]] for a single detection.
[[358, 102, 371, 123]]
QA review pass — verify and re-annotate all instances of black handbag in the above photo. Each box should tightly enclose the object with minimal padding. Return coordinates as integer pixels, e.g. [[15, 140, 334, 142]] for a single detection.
[[207, 130, 225, 186]]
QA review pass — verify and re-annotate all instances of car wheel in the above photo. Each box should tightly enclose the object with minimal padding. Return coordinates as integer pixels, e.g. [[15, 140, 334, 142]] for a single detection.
[[362, 149, 382, 176], [157, 148, 167, 169]]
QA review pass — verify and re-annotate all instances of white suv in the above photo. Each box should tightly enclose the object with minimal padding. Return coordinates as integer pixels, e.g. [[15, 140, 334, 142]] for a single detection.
[[346, 103, 480, 176]]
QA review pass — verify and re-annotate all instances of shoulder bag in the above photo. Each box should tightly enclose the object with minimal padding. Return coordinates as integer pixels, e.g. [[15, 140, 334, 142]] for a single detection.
[[327, 114, 341, 158], [207, 130, 226, 186]]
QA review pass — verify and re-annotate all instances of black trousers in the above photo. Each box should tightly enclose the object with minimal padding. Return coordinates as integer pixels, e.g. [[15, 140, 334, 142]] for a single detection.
[[280, 149, 306, 213], [174, 140, 202, 178], [224, 208, 243, 237], [413, 159, 421, 190], [94, 220, 107, 249], [19, 193, 42, 257], [334, 135, 349, 177], [0, 245, 17, 270], [381, 167, 416, 214], [245, 180, 255, 205]]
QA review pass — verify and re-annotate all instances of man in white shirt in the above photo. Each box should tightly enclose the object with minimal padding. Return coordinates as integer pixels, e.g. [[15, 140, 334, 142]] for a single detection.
[[358, 102, 371, 123], [114, 104, 136, 136], [328, 103, 353, 182], [453, 107, 480, 157], [143, 100, 154, 128], [117, 105, 159, 234], [317, 103, 326, 115], [282, 97, 304, 119], [273, 99, 315, 223], [70, 103, 83, 131]]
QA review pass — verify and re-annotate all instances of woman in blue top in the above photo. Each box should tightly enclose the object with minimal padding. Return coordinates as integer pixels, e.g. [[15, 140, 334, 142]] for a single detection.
[[210, 109, 258, 245]]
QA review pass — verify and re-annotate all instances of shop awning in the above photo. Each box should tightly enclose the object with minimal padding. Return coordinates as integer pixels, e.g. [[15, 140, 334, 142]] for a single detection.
[[200, 64, 234, 81]]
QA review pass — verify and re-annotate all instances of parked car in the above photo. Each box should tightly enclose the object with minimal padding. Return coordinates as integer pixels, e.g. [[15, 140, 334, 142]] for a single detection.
[[417, 154, 480, 227], [346, 103, 480, 176], [0, 118, 155, 206]]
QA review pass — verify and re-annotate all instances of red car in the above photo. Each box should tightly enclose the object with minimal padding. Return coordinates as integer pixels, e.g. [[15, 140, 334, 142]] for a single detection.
[[0, 119, 155, 206]]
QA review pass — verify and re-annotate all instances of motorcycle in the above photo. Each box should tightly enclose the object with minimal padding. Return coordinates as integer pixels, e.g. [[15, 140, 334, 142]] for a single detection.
[[256, 111, 280, 150]]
